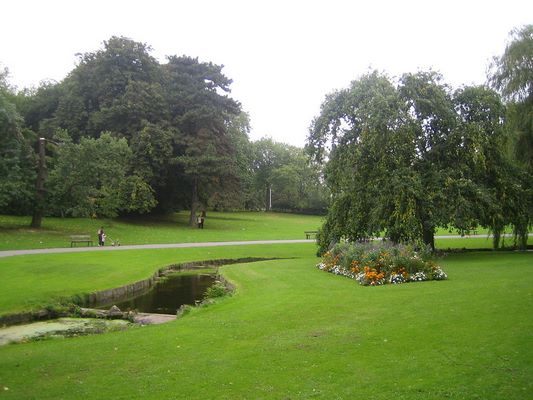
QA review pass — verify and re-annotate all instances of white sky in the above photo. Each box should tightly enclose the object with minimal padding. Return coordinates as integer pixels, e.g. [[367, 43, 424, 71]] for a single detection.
[[1, 0, 532, 147]]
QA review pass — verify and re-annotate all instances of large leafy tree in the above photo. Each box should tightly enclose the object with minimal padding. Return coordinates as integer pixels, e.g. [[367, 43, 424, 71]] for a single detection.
[[207, 112, 254, 211], [0, 69, 35, 214], [247, 137, 327, 212], [489, 25, 533, 246], [251, 138, 293, 210], [18, 37, 245, 221], [308, 72, 419, 250], [47, 133, 155, 217], [269, 146, 327, 212], [398, 71, 457, 249], [490, 25, 533, 103], [163, 55, 241, 225], [53, 36, 164, 141], [308, 71, 522, 253], [452, 86, 516, 248]]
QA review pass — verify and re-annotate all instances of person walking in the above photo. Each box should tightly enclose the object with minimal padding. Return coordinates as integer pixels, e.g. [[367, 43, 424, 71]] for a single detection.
[[197, 215, 202, 229], [200, 210, 206, 229], [97, 227, 105, 246]]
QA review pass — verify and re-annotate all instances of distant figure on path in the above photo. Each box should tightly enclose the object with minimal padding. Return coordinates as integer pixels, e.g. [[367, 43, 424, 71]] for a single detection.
[[197, 215, 202, 229], [200, 210, 206, 229], [97, 227, 106, 246]]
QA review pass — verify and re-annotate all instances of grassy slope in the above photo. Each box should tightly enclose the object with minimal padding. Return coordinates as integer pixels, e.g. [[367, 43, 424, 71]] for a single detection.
[[0, 244, 314, 315], [2, 212, 531, 252], [0, 212, 323, 250], [0, 250, 531, 399]]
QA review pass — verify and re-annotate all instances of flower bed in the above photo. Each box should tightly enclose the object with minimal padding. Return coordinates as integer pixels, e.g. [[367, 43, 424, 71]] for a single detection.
[[317, 241, 447, 286]]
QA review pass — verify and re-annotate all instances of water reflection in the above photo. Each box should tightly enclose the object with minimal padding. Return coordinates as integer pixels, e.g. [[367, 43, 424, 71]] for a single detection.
[[100, 273, 216, 315]]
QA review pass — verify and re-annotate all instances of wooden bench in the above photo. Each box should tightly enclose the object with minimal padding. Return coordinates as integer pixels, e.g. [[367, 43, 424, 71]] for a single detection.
[[70, 235, 93, 247], [305, 230, 318, 239]]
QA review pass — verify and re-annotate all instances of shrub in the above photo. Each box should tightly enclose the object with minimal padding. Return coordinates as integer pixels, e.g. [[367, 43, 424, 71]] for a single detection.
[[203, 282, 229, 299], [317, 241, 447, 286]]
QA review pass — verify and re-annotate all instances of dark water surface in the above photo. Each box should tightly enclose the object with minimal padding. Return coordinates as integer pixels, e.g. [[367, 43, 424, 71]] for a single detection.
[[101, 273, 216, 315]]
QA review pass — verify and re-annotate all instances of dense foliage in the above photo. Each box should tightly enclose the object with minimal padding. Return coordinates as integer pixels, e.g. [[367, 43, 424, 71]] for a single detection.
[[0, 69, 35, 214], [489, 25, 533, 249], [1, 27, 531, 240], [0, 37, 327, 222], [308, 67, 531, 252], [250, 137, 328, 213]]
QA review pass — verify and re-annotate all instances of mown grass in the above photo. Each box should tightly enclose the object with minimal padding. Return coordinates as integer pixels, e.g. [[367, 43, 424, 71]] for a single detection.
[[0, 212, 323, 250], [0, 243, 313, 316], [1, 212, 530, 252], [436, 236, 533, 250], [0, 249, 531, 399], [0, 213, 531, 398]]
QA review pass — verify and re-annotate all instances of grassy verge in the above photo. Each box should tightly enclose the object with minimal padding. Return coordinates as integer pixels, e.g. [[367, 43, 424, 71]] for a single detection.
[[0, 243, 314, 316], [2, 212, 531, 252], [0, 212, 323, 250], [0, 249, 531, 399]]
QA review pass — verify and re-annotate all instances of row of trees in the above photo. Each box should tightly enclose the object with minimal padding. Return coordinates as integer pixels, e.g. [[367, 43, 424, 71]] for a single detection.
[[0, 37, 328, 225], [308, 26, 533, 252]]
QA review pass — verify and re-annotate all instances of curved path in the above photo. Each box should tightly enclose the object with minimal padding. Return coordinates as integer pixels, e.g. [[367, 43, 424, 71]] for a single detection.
[[0, 239, 314, 258]]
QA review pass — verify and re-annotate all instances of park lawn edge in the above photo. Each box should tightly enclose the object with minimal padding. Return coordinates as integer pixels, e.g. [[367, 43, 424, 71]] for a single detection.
[[0, 249, 531, 399]]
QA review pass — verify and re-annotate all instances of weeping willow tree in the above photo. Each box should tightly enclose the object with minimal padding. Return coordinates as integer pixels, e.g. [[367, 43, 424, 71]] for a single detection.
[[489, 25, 533, 248], [307, 70, 521, 254]]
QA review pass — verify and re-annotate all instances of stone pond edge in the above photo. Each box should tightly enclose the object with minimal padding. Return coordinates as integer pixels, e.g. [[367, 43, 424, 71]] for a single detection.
[[0, 257, 278, 326]]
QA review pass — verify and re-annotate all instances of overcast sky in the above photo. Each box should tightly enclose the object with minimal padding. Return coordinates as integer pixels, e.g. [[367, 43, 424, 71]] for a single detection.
[[1, 0, 532, 147]]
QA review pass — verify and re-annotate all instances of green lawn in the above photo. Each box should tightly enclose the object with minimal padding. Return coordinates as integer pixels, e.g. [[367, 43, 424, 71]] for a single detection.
[[0, 248, 531, 399], [0, 212, 323, 250], [436, 236, 533, 250], [2, 212, 530, 252], [0, 213, 531, 398], [0, 244, 313, 316]]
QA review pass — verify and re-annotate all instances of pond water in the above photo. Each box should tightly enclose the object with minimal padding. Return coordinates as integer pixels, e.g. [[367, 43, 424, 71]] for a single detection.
[[98, 273, 217, 315], [0, 272, 217, 345]]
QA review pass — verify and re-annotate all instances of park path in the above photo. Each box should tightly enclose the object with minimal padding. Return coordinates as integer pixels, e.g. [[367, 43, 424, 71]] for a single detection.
[[1, 233, 530, 259], [0, 239, 313, 258]]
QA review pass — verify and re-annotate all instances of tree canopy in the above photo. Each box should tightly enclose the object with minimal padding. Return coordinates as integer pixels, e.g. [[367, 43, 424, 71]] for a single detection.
[[489, 25, 533, 246], [0, 38, 326, 222], [0, 68, 35, 214], [308, 70, 528, 252]]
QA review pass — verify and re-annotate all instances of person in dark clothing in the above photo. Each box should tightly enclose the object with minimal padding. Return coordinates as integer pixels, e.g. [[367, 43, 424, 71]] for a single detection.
[[200, 210, 206, 228], [97, 227, 105, 246]]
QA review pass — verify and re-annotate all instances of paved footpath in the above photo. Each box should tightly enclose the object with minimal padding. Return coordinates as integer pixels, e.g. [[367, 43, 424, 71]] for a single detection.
[[0, 239, 314, 258], [1, 233, 530, 258]]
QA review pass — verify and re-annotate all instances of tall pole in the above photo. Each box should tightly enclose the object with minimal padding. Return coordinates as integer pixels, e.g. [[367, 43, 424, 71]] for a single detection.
[[30, 138, 46, 228]]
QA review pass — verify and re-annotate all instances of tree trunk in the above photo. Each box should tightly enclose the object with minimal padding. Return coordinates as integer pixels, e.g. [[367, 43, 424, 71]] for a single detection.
[[422, 223, 435, 251], [492, 229, 501, 249], [30, 138, 46, 228], [189, 176, 199, 227]]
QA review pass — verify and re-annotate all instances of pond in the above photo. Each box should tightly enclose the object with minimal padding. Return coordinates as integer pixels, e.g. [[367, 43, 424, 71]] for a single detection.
[[0, 271, 217, 345], [97, 272, 217, 315]]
